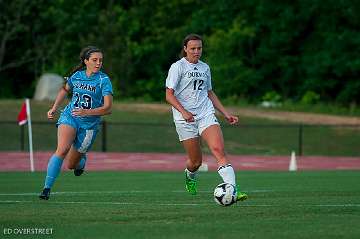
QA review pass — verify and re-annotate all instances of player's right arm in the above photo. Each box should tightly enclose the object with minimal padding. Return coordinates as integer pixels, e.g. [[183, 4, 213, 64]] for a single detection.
[[47, 83, 70, 120], [165, 88, 194, 122], [165, 62, 195, 122]]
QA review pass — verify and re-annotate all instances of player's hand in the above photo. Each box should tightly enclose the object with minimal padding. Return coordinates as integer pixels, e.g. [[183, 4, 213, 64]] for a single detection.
[[47, 108, 56, 120], [225, 114, 238, 125], [72, 108, 87, 117], [182, 111, 195, 123]]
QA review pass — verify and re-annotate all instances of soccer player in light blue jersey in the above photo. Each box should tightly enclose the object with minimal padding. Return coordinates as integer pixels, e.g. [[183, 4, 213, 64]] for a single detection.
[[165, 34, 248, 202], [39, 46, 113, 200]]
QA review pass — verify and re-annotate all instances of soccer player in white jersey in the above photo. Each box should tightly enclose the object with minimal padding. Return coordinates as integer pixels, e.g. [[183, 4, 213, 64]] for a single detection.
[[165, 34, 248, 202], [39, 46, 113, 200]]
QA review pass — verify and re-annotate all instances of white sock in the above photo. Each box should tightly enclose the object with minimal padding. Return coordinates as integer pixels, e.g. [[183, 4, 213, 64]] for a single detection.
[[217, 164, 236, 186], [185, 168, 197, 179]]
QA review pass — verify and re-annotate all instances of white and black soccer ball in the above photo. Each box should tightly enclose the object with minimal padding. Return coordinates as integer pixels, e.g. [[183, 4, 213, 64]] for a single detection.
[[213, 183, 236, 206]]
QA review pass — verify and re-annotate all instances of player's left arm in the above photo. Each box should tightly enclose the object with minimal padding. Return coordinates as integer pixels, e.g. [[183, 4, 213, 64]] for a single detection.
[[72, 94, 113, 116], [208, 90, 238, 125]]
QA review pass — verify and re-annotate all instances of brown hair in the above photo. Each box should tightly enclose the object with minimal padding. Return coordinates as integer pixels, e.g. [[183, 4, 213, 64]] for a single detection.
[[180, 34, 203, 58], [68, 46, 102, 77]]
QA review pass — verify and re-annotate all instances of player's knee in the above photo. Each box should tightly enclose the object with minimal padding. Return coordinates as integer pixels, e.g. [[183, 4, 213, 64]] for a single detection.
[[55, 150, 69, 159], [210, 145, 225, 156]]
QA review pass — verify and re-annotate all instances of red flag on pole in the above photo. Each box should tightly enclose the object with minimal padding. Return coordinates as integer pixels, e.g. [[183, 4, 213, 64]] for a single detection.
[[17, 99, 35, 172], [17, 101, 28, 125]]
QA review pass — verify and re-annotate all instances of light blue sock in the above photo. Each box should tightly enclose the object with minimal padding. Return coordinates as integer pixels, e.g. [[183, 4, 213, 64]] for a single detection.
[[76, 154, 87, 170], [44, 155, 63, 189]]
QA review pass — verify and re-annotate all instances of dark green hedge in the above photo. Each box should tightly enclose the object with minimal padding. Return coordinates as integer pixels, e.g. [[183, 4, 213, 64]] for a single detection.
[[1, 0, 359, 105]]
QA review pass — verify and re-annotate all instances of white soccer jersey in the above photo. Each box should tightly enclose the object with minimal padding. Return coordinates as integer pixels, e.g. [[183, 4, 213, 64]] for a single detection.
[[166, 57, 215, 121]]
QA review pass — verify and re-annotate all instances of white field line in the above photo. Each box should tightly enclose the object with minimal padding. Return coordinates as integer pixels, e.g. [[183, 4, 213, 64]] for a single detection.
[[0, 200, 359, 207], [1, 190, 358, 207], [0, 189, 273, 196], [0, 200, 199, 206]]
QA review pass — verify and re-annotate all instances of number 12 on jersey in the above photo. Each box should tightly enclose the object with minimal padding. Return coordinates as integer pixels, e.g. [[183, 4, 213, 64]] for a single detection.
[[193, 79, 204, 90]]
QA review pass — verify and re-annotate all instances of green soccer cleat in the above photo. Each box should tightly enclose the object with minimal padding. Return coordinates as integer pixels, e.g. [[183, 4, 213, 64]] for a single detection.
[[185, 170, 197, 195], [236, 191, 248, 201], [236, 185, 248, 202]]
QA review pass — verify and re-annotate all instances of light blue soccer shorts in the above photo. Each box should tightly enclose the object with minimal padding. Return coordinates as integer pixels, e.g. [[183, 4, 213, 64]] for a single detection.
[[57, 112, 98, 153], [174, 113, 220, 141]]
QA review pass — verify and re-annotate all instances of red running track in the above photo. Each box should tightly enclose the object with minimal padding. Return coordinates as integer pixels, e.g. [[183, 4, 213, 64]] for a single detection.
[[0, 152, 360, 172]]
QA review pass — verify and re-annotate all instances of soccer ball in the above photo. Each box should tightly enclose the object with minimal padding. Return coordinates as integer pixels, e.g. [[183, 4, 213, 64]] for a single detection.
[[213, 183, 236, 206]]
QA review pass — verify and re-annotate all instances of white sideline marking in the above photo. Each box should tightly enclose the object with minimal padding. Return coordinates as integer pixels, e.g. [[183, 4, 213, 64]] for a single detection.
[[0, 191, 150, 196], [0, 189, 272, 196], [172, 189, 273, 193], [316, 204, 360, 207], [237, 204, 360, 207], [0, 200, 359, 207], [0, 191, 153, 196], [0, 200, 200, 206]]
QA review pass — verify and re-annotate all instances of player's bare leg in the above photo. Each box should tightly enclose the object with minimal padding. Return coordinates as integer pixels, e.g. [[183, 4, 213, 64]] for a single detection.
[[201, 125, 248, 201], [66, 146, 81, 169], [201, 125, 227, 166], [65, 146, 86, 176]]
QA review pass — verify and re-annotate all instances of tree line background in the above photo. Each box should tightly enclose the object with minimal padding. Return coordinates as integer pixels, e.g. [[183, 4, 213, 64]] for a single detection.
[[1, 0, 359, 107]]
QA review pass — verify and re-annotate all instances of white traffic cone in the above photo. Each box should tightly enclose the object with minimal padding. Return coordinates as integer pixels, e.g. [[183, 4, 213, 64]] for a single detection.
[[198, 163, 208, 172], [289, 151, 297, 171]]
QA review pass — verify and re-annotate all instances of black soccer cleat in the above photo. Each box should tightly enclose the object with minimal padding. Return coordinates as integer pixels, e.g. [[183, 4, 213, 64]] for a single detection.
[[39, 188, 51, 200], [74, 168, 84, 176]]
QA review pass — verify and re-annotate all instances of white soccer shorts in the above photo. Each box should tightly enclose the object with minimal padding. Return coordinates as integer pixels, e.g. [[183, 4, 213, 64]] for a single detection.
[[174, 113, 220, 141]]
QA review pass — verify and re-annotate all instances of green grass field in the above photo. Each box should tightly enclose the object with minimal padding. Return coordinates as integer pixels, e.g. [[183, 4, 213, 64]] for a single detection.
[[1, 171, 360, 238]]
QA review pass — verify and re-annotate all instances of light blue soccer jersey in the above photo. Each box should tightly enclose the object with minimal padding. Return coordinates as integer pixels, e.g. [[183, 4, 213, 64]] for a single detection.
[[62, 70, 113, 129]]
